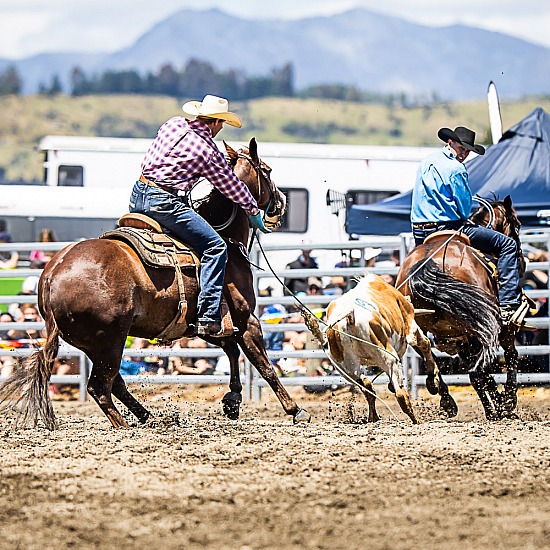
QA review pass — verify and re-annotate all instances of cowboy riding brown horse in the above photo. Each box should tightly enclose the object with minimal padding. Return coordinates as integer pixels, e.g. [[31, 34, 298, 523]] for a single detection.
[[0, 138, 311, 429], [396, 195, 529, 420]]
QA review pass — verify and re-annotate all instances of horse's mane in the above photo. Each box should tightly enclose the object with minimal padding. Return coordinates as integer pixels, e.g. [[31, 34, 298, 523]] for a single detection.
[[197, 188, 235, 227]]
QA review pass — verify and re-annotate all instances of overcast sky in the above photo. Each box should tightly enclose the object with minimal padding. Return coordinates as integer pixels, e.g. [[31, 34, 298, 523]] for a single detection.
[[1, 0, 549, 59]]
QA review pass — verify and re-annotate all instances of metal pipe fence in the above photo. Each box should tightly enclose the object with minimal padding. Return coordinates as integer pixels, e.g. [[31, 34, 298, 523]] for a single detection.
[[1, 233, 550, 403]]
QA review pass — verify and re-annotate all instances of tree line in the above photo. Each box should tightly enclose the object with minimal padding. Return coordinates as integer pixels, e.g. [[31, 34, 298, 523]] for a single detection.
[[0, 60, 427, 107]]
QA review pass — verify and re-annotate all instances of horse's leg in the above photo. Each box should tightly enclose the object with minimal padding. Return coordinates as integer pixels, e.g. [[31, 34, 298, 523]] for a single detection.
[[469, 370, 502, 421], [436, 374, 457, 418], [237, 315, 310, 423], [111, 373, 151, 423], [410, 325, 458, 417], [86, 343, 130, 429], [462, 339, 501, 420], [211, 338, 243, 420], [499, 327, 519, 418]]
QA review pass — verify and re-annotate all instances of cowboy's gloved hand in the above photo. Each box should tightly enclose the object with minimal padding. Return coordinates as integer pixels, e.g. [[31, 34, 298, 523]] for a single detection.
[[248, 212, 271, 233]]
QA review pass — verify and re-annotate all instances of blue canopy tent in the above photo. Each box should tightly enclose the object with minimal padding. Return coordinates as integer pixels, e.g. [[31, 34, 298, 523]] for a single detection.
[[346, 107, 550, 235]]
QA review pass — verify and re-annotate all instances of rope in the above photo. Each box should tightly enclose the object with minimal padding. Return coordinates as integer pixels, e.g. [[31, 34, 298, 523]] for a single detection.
[[395, 226, 466, 291], [255, 236, 403, 421], [254, 237, 399, 360]]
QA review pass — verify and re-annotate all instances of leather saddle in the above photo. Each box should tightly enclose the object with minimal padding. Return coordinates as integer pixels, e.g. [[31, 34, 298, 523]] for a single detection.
[[100, 213, 234, 341], [101, 213, 199, 270], [424, 230, 496, 279]]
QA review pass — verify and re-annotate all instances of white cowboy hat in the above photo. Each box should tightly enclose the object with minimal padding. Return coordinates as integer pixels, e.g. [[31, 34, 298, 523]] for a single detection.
[[181, 95, 242, 128]]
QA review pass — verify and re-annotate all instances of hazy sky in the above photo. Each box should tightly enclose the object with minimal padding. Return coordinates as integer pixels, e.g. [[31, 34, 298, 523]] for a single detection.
[[1, 0, 549, 59]]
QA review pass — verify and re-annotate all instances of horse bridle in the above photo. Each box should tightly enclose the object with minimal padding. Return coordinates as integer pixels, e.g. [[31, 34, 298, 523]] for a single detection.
[[236, 151, 284, 224], [190, 149, 284, 232]]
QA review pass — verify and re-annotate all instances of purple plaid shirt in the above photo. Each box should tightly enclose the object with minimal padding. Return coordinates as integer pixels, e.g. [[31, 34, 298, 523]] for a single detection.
[[141, 117, 259, 215]]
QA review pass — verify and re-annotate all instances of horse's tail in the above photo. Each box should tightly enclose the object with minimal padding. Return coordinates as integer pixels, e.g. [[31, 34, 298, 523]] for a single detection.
[[0, 309, 60, 430], [408, 258, 500, 370]]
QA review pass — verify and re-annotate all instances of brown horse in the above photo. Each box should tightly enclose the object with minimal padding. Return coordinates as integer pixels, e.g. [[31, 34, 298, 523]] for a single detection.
[[395, 196, 525, 420], [0, 138, 311, 429]]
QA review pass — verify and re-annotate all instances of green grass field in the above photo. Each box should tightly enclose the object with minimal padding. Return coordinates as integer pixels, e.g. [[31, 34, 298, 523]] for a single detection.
[[1, 94, 549, 182]]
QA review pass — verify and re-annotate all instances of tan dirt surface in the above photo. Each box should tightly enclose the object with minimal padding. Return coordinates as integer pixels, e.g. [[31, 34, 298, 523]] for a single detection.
[[0, 385, 549, 550]]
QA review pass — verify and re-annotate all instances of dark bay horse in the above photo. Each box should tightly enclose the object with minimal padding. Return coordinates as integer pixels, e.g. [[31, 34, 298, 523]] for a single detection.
[[0, 138, 311, 429], [395, 196, 525, 420]]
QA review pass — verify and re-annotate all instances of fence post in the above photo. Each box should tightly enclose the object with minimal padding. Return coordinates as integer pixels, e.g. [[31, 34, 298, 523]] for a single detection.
[[411, 351, 419, 399], [78, 353, 89, 402]]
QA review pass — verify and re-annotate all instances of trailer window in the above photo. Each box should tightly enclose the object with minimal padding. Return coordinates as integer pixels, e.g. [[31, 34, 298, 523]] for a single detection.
[[278, 188, 308, 233], [347, 190, 398, 205], [58, 165, 84, 187]]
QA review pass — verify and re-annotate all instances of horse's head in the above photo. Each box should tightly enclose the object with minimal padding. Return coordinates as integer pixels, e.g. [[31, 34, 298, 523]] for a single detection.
[[224, 138, 286, 230], [470, 195, 526, 275]]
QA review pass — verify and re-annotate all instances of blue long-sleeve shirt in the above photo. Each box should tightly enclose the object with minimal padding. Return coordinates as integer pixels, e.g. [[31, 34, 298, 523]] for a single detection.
[[411, 147, 472, 224]]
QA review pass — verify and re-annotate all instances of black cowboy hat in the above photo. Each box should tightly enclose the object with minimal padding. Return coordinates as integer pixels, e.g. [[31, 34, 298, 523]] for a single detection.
[[438, 126, 485, 155]]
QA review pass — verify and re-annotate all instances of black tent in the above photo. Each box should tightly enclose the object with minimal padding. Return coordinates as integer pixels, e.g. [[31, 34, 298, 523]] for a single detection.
[[346, 107, 550, 235]]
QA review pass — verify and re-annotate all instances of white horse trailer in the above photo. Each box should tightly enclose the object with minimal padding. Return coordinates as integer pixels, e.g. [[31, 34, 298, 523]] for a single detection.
[[1, 135, 436, 269]]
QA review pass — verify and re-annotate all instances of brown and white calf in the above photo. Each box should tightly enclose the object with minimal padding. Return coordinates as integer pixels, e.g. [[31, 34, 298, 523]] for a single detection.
[[305, 273, 439, 423]]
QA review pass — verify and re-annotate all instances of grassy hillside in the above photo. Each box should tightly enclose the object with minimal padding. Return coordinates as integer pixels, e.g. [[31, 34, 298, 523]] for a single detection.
[[1, 94, 549, 182]]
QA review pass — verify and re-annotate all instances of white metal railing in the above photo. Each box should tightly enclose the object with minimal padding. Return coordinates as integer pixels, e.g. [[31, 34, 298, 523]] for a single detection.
[[1, 234, 549, 403]]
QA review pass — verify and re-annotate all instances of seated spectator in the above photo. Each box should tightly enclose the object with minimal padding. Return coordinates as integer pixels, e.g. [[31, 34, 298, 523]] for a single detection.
[[120, 337, 149, 375], [284, 249, 318, 296], [214, 352, 245, 376], [335, 247, 381, 268], [169, 337, 216, 375], [30, 228, 58, 265], [323, 275, 347, 296], [49, 356, 80, 399], [260, 304, 287, 374], [335, 247, 381, 290], [0, 312, 15, 340], [9, 304, 46, 342], [261, 304, 287, 352], [21, 275, 40, 295], [277, 331, 308, 377], [523, 249, 549, 290], [307, 276, 323, 296], [391, 248, 402, 267], [374, 260, 397, 286], [142, 342, 169, 374], [0, 223, 18, 269], [0, 355, 16, 377], [8, 268, 41, 320], [303, 360, 347, 394]]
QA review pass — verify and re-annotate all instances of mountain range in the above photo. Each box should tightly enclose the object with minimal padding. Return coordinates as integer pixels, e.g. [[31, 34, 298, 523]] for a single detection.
[[2, 8, 549, 100]]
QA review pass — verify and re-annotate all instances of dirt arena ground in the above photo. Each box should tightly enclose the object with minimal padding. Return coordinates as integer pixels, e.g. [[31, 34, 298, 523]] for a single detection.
[[0, 384, 549, 550]]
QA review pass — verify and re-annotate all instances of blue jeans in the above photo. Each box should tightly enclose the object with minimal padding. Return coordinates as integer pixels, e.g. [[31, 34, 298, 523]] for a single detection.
[[129, 180, 227, 323], [413, 221, 521, 306]]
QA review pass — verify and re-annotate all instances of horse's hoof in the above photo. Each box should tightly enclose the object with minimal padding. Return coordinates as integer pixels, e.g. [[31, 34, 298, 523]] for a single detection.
[[222, 391, 242, 421], [426, 374, 439, 395], [485, 410, 500, 421], [502, 392, 518, 413], [440, 394, 458, 417], [138, 410, 152, 424], [223, 401, 240, 420], [293, 408, 311, 424]]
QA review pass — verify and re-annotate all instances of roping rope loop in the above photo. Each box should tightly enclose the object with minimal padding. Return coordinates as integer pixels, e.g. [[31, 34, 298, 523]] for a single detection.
[[473, 195, 496, 229]]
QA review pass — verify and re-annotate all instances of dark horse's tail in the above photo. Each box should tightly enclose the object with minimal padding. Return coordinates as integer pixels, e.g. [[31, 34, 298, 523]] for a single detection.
[[0, 301, 60, 430], [408, 258, 500, 371]]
